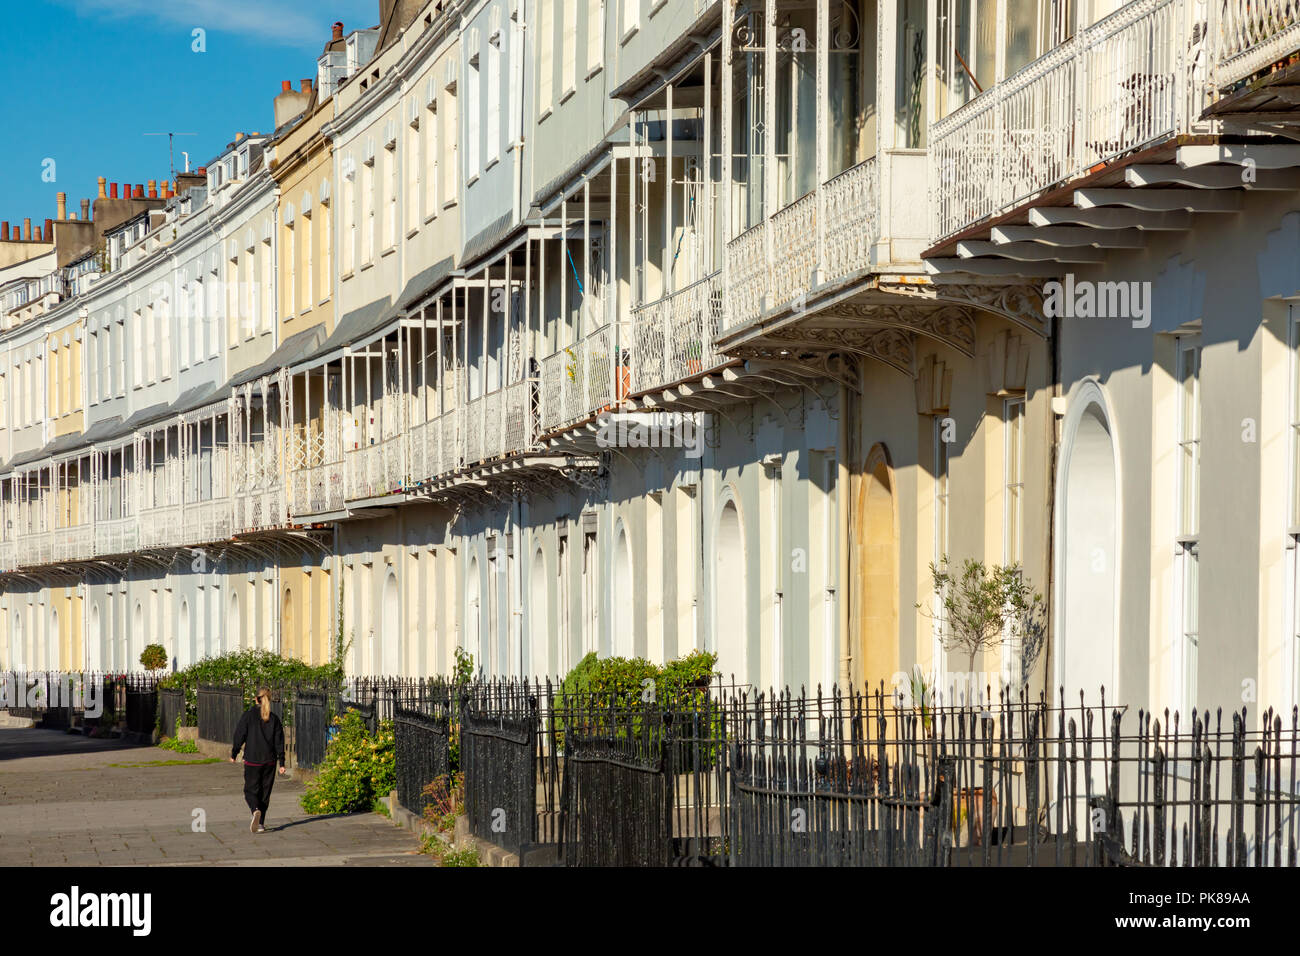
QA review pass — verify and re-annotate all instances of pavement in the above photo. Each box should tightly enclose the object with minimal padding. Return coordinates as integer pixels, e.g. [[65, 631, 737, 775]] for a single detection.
[[0, 727, 436, 866]]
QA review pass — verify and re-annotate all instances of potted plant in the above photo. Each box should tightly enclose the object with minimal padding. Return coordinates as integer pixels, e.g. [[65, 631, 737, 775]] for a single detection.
[[685, 340, 704, 375], [616, 348, 631, 399], [139, 643, 168, 672], [919, 557, 1043, 846], [918, 556, 1043, 700]]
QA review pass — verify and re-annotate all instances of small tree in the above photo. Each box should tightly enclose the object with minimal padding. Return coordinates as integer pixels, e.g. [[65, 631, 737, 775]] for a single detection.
[[139, 643, 168, 672], [919, 557, 1043, 689]]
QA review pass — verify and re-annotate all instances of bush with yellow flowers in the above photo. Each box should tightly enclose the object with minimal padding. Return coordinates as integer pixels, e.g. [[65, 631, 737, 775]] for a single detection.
[[299, 709, 397, 814]]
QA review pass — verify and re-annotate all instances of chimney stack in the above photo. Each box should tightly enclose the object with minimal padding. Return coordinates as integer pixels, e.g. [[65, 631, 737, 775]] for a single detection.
[[56, 193, 66, 220], [22, 218, 31, 241], [134, 185, 144, 198], [109, 183, 118, 199], [281, 80, 292, 92], [1, 222, 8, 241], [97, 177, 107, 199], [44, 218, 52, 241], [147, 180, 157, 198], [300, 79, 312, 93], [34, 226, 41, 242], [81, 198, 90, 220], [333, 21, 344, 40]]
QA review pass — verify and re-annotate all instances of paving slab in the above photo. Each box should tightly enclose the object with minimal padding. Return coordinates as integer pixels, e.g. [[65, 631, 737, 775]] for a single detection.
[[0, 728, 435, 867]]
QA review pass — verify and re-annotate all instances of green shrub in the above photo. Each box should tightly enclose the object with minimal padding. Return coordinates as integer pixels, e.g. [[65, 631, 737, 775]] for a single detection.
[[159, 649, 343, 725], [139, 644, 168, 671], [553, 650, 720, 756], [157, 716, 199, 753], [299, 709, 396, 815]]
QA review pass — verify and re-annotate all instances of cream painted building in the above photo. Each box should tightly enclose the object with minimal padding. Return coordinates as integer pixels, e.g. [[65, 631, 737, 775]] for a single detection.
[[0, 0, 1297, 723]]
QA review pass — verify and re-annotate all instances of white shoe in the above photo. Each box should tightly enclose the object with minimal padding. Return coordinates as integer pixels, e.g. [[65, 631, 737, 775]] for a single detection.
[[250, 810, 261, 833]]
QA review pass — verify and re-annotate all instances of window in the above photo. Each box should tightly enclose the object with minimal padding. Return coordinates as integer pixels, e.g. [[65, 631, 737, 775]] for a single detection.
[[487, 33, 502, 163], [406, 106, 421, 226], [132, 308, 144, 387], [587, 0, 604, 73], [361, 155, 375, 263], [424, 102, 439, 219], [226, 255, 240, 345], [769, 464, 783, 690], [562, 0, 577, 94], [1291, 307, 1300, 711], [1175, 335, 1201, 715], [384, 143, 397, 248], [263, 235, 274, 326], [822, 455, 837, 689], [342, 157, 356, 273], [443, 91, 459, 204], [538, 1, 554, 114], [285, 220, 296, 318], [302, 206, 313, 309], [622, 0, 638, 38], [319, 195, 331, 294], [244, 248, 256, 335], [158, 296, 171, 379], [1002, 396, 1026, 685], [467, 54, 481, 179], [1004, 397, 1025, 567], [933, 416, 951, 673], [89, 331, 99, 401]]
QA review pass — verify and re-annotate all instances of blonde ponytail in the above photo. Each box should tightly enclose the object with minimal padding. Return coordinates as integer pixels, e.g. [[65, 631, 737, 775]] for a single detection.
[[257, 686, 271, 723]]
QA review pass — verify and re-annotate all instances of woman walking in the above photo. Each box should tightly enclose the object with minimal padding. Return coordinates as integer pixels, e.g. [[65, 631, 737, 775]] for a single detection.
[[229, 686, 286, 832]]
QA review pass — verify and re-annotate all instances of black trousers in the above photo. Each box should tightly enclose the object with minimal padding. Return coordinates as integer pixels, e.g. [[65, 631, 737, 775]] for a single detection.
[[242, 762, 276, 822]]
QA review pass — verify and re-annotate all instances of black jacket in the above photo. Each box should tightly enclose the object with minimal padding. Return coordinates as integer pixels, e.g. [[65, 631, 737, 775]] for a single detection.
[[231, 707, 285, 768]]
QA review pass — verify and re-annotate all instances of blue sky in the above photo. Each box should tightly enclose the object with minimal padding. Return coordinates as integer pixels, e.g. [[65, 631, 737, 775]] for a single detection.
[[0, 1, 378, 227]]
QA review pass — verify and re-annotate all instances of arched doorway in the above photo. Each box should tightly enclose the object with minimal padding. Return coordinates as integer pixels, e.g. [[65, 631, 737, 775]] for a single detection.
[[179, 600, 191, 670], [613, 524, 633, 658], [228, 591, 240, 652], [89, 604, 102, 671], [132, 602, 144, 671], [467, 556, 481, 674], [48, 608, 58, 671], [1056, 385, 1120, 704], [282, 588, 296, 661], [531, 546, 550, 675], [381, 572, 399, 676], [714, 494, 748, 683], [852, 444, 899, 687]]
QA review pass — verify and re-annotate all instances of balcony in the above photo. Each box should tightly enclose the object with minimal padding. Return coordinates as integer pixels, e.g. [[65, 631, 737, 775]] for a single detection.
[[94, 515, 139, 557], [929, 0, 1205, 242], [461, 380, 534, 467], [1214, 0, 1300, 91], [291, 461, 347, 517], [539, 324, 621, 435], [183, 498, 235, 545], [723, 157, 880, 332], [50, 524, 92, 564], [629, 273, 726, 395]]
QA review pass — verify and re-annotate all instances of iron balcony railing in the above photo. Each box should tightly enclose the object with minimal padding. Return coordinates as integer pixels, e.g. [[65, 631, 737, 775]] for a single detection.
[[723, 156, 880, 331], [1212, 0, 1300, 90], [539, 323, 620, 435], [629, 272, 726, 395], [930, 0, 1207, 241]]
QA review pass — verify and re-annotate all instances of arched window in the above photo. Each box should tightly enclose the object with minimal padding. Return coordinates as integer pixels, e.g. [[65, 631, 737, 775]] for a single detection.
[[714, 491, 748, 684], [613, 522, 634, 658]]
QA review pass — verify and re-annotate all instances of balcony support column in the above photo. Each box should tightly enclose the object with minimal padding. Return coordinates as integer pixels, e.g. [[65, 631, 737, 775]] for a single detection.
[[721, 0, 734, 328], [815, 0, 829, 289], [582, 178, 592, 339], [763, 0, 776, 313], [703, 50, 713, 276], [665, 81, 675, 299]]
